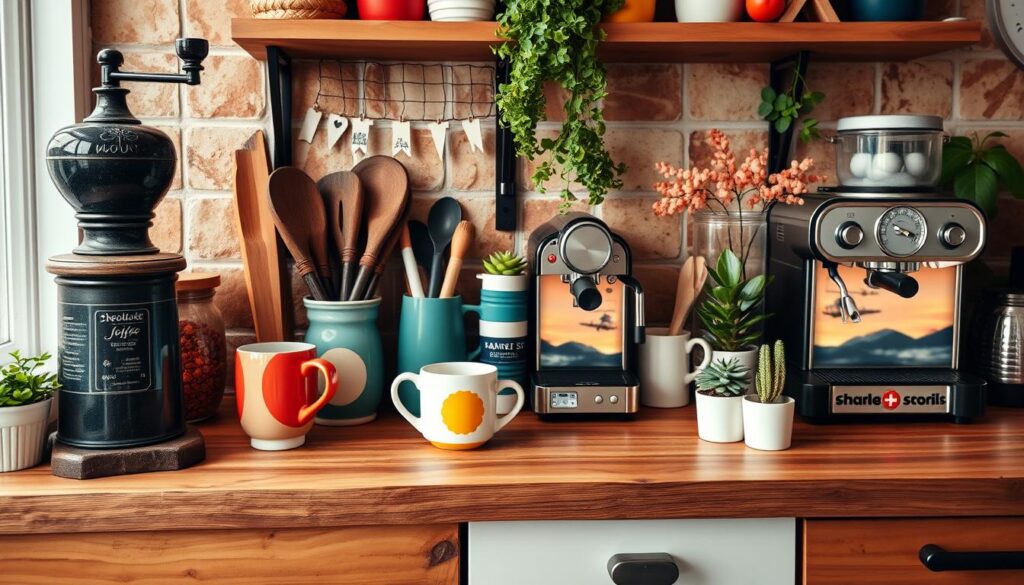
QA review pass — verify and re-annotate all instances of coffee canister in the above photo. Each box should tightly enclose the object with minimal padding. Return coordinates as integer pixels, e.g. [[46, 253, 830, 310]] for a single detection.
[[48, 253, 187, 448], [477, 273, 530, 415]]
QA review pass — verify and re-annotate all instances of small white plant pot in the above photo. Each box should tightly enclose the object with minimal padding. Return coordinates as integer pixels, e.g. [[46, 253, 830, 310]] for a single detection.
[[742, 395, 795, 451], [710, 348, 757, 393], [675, 0, 744, 22], [0, 399, 52, 472], [695, 392, 744, 443]]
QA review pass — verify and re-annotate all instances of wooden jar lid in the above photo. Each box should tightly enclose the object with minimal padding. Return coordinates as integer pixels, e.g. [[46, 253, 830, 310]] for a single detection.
[[176, 272, 221, 292], [46, 253, 186, 277]]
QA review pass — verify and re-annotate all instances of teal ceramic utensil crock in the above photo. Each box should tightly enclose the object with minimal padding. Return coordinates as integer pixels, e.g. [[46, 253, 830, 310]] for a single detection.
[[397, 295, 480, 416], [304, 297, 383, 426]]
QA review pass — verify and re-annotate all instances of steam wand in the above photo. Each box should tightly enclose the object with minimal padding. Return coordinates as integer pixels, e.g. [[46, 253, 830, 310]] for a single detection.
[[617, 275, 646, 345], [826, 263, 861, 324]]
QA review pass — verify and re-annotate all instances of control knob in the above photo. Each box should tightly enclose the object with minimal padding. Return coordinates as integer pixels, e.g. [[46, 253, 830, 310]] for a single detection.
[[940, 223, 967, 248], [836, 221, 864, 249]]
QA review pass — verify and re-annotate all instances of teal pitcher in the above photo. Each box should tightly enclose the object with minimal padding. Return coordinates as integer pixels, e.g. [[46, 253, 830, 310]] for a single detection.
[[304, 297, 383, 426], [397, 295, 480, 416]]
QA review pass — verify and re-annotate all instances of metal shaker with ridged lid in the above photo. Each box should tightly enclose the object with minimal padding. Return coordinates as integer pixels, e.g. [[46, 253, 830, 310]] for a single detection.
[[976, 289, 1024, 407]]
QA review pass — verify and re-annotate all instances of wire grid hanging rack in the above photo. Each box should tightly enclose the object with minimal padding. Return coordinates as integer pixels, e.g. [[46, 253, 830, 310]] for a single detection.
[[313, 60, 497, 123]]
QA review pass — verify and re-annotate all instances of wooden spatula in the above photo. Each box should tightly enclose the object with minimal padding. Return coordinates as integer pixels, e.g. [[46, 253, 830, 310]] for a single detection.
[[348, 156, 410, 301], [440, 220, 474, 299], [365, 197, 411, 300], [233, 131, 293, 342], [268, 167, 331, 301], [317, 171, 363, 302], [669, 256, 708, 336]]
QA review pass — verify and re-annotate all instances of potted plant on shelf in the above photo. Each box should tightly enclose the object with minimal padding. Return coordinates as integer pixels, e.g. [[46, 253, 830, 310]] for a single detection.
[[743, 340, 796, 451], [694, 357, 749, 443], [495, 0, 627, 210], [478, 251, 530, 414], [653, 129, 824, 279], [0, 352, 59, 472]]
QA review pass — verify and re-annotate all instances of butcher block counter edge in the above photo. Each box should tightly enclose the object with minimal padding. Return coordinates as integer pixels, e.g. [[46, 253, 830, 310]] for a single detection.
[[0, 399, 1022, 535]]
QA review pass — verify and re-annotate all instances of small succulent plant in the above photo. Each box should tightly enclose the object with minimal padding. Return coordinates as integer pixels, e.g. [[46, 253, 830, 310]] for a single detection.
[[756, 340, 786, 404], [695, 357, 750, 397], [483, 251, 527, 276], [0, 351, 60, 407]]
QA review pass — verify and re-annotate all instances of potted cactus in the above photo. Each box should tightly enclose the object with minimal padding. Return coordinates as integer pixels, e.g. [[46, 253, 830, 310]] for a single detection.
[[478, 251, 530, 414], [694, 357, 749, 443], [0, 352, 59, 472], [743, 341, 796, 451]]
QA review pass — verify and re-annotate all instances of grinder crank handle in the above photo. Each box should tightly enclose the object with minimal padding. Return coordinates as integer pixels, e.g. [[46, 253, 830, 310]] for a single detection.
[[617, 275, 646, 345]]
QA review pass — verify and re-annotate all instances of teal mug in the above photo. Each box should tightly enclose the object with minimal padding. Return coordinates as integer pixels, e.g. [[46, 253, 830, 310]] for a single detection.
[[397, 296, 480, 416], [304, 297, 384, 426]]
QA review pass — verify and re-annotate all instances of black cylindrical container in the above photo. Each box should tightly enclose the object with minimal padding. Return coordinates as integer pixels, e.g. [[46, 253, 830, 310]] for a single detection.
[[48, 253, 186, 448]]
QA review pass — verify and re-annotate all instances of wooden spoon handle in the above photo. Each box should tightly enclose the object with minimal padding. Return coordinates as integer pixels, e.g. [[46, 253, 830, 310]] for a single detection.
[[669, 258, 694, 336], [439, 258, 463, 299], [303, 272, 329, 302], [349, 265, 373, 301], [340, 261, 355, 301]]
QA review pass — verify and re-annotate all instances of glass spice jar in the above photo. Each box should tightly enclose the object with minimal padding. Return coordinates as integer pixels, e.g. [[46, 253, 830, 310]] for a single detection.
[[176, 273, 226, 422]]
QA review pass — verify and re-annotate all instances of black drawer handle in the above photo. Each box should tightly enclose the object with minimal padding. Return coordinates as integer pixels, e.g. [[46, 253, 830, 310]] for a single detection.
[[607, 553, 679, 585], [920, 544, 1024, 572]]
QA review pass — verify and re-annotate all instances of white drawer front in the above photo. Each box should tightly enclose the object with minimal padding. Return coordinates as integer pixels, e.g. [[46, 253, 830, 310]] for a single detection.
[[469, 518, 795, 585]]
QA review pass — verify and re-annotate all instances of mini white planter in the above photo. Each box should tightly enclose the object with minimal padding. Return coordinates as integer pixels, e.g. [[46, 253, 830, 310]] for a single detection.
[[428, 0, 495, 21], [710, 348, 757, 393], [675, 0, 744, 22], [742, 395, 795, 451], [695, 391, 744, 443], [0, 399, 52, 472]]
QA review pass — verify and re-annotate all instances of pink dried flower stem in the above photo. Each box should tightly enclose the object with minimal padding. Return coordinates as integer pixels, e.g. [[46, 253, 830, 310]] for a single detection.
[[653, 129, 825, 275]]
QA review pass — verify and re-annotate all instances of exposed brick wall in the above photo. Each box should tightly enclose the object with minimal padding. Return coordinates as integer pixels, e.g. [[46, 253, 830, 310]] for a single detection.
[[90, 0, 1024, 372]]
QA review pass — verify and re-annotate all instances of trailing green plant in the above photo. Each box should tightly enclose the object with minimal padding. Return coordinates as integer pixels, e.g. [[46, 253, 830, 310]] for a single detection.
[[941, 131, 1024, 218], [494, 0, 626, 210], [0, 352, 60, 407], [757, 73, 825, 143], [697, 249, 772, 352], [755, 340, 786, 404], [695, 357, 750, 397], [483, 250, 527, 276]]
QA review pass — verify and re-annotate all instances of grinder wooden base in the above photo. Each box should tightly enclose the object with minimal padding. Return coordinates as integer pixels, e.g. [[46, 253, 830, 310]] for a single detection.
[[50, 426, 205, 480]]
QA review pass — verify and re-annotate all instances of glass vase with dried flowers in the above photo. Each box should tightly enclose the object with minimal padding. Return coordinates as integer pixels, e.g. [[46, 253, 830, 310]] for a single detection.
[[653, 129, 825, 279]]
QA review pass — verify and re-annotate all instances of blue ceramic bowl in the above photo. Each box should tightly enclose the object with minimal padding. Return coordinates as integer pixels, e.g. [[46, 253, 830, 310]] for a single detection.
[[849, 0, 926, 21]]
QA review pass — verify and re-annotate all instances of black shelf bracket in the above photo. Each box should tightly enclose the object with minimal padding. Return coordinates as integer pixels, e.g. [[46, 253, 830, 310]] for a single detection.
[[768, 51, 811, 175], [495, 57, 517, 232], [267, 46, 293, 168]]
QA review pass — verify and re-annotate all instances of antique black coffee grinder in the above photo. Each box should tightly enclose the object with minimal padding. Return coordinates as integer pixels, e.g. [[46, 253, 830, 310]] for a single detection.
[[45, 39, 208, 472]]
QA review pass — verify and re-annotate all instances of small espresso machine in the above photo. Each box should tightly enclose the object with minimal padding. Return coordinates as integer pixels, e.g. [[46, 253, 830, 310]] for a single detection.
[[527, 213, 646, 415], [767, 115, 988, 423]]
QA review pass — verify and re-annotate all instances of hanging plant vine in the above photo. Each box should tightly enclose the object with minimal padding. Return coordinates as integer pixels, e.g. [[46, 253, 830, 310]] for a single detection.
[[495, 0, 626, 210]]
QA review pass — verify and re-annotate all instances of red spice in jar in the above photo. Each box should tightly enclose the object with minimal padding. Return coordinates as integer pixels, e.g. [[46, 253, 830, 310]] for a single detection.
[[179, 319, 226, 421]]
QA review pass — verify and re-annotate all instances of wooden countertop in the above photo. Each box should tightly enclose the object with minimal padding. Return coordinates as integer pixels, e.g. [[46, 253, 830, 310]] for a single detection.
[[2, 399, 1023, 534]]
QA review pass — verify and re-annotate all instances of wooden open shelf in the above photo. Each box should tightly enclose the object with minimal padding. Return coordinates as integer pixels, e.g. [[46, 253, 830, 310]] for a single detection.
[[232, 19, 981, 63]]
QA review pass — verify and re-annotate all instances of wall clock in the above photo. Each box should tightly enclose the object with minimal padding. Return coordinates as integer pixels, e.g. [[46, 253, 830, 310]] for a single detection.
[[989, 0, 1024, 69]]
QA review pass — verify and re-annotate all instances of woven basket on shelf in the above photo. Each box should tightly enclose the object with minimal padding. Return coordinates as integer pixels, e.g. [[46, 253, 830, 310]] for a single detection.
[[250, 0, 347, 19]]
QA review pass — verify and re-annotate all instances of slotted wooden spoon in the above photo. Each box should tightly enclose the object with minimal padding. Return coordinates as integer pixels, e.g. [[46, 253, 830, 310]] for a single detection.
[[348, 156, 410, 301], [317, 171, 363, 302], [268, 167, 332, 301]]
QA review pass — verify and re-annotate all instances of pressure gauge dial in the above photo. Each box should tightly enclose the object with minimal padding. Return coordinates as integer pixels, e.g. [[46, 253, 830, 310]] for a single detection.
[[877, 206, 928, 257]]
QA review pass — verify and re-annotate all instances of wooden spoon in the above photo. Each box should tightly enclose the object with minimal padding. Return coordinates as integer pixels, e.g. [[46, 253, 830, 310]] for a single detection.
[[439, 221, 474, 299], [365, 197, 411, 300], [267, 167, 331, 301], [348, 156, 410, 301], [669, 256, 709, 336], [317, 171, 363, 302], [232, 130, 293, 341]]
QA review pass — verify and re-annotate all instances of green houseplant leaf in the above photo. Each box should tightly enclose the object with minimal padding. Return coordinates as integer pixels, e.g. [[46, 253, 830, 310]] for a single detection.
[[954, 162, 999, 217], [982, 146, 1024, 199], [698, 250, 773, 352]]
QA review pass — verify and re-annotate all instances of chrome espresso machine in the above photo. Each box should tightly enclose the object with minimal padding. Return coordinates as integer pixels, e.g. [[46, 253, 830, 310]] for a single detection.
[[766, 116, 988, 423], [527, 213, 646, 415]]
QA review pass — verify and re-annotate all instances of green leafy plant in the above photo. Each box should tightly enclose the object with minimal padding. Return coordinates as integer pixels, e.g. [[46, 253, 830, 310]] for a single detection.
[[697, 249, 772, 352], [494, 0, 626, 210], [695, 357, 750, 397], [0, 352, 59, 407], [941, 131, 1024, 218], [757, 73, 825, 143], [755, 340, 786, 404], [483, 251, 528, 276]]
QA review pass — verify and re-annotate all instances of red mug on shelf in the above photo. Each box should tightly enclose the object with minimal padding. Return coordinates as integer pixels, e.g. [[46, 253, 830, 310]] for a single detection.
[[235, 342, 338, 451], [357, 0, 425, 20]]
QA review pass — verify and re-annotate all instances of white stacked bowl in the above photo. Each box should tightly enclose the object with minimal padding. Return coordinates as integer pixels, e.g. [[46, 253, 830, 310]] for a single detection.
[[428, 0, 496, 21]]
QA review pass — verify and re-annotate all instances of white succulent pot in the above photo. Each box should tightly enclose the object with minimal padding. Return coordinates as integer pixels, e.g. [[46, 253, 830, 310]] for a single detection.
[[742, 395, 795, 451], [0, 399, 52, 472], [695, 391, 744, 443], [674, 0, 744, 22], [428, 0, 496, 22], [710, 348, 757, 393]]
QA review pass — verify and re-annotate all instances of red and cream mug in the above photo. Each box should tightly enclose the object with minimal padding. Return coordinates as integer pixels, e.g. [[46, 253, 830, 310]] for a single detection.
[[235, 342, 338, 451]]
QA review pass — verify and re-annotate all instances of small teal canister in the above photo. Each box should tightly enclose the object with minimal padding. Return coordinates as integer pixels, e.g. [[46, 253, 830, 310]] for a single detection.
[[304, 297, 384, 426], [397, 295, 480, 416], [477, 273, 530, 415]]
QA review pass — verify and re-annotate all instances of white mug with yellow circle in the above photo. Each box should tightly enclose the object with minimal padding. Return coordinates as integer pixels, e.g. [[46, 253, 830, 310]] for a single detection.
[[390, 362, 525, 450]]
